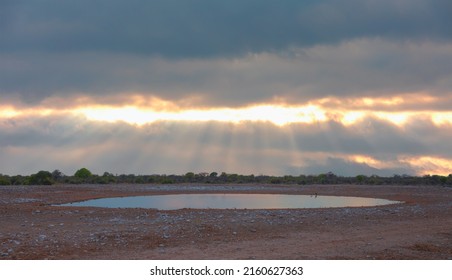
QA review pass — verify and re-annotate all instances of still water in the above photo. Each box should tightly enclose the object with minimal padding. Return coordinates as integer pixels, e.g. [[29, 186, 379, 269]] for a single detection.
[[59, 193, 400, 210]]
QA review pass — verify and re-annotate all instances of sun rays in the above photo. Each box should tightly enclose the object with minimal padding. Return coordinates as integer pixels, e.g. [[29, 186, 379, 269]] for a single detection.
[[1, 95, 451, 176], [1, 96, 451, 128], [74, 104, 328, 126], [72, 95, 445, 127]]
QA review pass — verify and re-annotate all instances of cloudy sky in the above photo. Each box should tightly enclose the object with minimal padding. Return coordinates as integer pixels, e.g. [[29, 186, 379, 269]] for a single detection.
[[1, 0, 451, 176]]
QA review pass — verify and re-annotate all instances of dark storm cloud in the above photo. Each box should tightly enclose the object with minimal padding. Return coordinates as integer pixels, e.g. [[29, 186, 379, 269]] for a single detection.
[[2, 40, 452, 105], [1, 0, 452, 105], [1, 0, 451, 57]]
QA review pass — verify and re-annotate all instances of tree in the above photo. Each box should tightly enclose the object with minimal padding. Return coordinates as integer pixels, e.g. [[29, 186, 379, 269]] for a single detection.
[[29, 171, 53, 185], [74, 168, 92, 179], [0, 174, 11, 185], [102, 171, 114, 177], [184, 172, 195, 182], [51, 169, 64, 180]]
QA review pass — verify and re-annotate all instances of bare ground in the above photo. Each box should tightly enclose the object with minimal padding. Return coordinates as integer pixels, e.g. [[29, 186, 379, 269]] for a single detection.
[[0, 184, 450, 259]]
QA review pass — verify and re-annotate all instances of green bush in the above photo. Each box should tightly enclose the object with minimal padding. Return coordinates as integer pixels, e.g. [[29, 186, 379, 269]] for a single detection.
[[0, 176, 11, 185], [29, 171, 54, 185], [74, 168, 93, 178]]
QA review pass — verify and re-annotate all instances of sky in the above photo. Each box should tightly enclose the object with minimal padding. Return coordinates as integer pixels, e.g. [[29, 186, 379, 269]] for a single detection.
[[1, 0, 452, 177]]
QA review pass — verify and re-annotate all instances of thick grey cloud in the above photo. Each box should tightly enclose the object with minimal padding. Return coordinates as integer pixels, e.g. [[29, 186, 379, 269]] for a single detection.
[[1, 39, 452, 105], [1, 114, 451, 176], [1, 0, 451, 57], [1, 0, 451, 105], [297, 157, 413, 177]]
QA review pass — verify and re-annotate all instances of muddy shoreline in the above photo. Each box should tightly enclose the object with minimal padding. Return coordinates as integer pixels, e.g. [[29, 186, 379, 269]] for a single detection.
[[1, 184, 451, 259]]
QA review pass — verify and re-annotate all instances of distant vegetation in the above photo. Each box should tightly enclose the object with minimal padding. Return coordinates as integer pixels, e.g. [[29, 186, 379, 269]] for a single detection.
[[0, 168, 451, 187]]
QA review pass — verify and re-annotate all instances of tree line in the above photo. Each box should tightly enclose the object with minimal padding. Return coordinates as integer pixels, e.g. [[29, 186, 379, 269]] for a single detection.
[[0, 169, 451, 186]]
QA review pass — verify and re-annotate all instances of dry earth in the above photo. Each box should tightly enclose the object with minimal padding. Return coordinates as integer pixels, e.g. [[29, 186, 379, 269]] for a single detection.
[[0, 184, 451, 259]]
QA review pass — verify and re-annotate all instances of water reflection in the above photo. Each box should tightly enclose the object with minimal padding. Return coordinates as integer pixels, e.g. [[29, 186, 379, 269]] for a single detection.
[[59, 194, 400, 210]]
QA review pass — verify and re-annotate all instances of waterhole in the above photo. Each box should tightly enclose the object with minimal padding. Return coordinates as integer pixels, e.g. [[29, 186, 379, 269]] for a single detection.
[[59, 193, 400, 210]]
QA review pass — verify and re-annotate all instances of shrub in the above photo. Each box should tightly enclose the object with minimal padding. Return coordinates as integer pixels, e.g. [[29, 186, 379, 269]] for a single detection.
[[74, 168, 93, 179], [29, 171, 54, 185]]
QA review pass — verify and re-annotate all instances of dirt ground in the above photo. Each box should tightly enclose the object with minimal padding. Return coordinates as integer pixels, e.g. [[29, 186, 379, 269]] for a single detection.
[[0, 184, 451, 259]]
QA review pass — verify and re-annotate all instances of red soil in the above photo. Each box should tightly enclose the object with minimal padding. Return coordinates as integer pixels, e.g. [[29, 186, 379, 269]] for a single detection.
[[0, 184, 450, 259]]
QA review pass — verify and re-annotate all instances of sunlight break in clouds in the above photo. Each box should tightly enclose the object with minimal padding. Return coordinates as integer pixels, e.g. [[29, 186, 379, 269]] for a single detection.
[[400, 157, 452, 176], [347, 155, 452, 176], [0, 106, 68, 118], [61, 94, 452, 127], [76, 105, 452, 127], [76, 104, 327, 126], [1, 95, 451, 127]]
